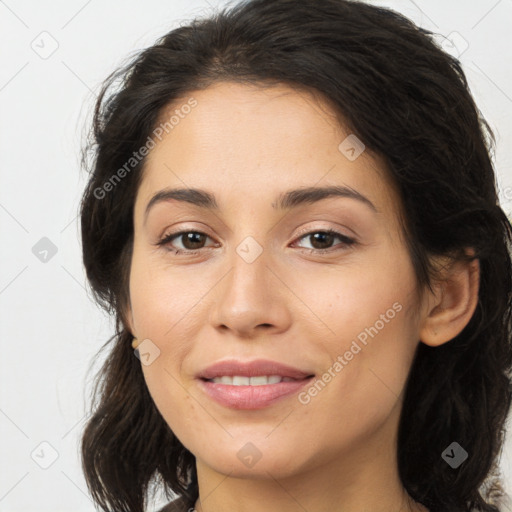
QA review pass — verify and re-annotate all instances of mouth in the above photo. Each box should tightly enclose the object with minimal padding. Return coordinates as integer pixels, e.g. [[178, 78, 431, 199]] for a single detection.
[[196, 359, 315, 409], [203, 375, 302, 385]]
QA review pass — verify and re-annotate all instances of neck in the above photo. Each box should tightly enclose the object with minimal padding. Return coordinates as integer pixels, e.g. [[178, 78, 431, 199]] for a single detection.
[[194, 465, 426, 512]]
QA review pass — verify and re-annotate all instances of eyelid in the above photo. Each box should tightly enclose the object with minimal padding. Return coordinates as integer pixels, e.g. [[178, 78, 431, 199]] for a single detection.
[[292, 222, 357, 241], [156, 221, 212, 239]]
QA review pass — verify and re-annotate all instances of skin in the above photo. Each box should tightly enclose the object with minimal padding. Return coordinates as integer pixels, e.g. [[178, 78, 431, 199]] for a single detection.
[[124, 81, 480, 512]]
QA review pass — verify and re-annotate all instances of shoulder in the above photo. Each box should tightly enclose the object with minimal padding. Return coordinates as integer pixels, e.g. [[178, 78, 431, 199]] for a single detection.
[[157, 495, 194, 512]]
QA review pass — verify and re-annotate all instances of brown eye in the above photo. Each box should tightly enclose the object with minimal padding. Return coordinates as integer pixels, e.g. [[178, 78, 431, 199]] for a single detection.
[[157, 230, 215, 254], [294, 230, 356, 253], [176, 232, 208, 250], [307, 232, 336, 250]]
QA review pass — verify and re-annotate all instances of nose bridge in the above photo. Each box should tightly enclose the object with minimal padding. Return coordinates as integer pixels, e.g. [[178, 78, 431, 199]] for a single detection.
[[225, 233, 271, 306]]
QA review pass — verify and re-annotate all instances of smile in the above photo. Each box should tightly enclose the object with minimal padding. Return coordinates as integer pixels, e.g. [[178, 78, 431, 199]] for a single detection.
[[196, 359, 315, 409], [207, 375, 297, 385]]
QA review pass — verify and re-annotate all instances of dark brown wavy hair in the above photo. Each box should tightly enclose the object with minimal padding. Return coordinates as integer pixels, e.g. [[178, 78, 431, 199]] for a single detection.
[[79, 1, 512, 511]]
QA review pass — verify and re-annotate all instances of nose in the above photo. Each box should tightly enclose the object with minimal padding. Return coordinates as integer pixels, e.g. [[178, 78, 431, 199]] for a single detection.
[[209, 240, 292, 338]]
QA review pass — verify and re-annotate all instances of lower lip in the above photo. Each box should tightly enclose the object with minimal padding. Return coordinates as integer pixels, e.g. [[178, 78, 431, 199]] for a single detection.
[[198, 377, 314, 410]]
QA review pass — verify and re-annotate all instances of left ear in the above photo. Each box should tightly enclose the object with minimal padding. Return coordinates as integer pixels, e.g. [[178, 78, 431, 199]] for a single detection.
[[419, 250, 480, 347]]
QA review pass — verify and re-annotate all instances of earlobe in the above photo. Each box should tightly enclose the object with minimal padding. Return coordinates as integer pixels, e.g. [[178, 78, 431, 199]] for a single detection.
[[419, 255, 480, 347]]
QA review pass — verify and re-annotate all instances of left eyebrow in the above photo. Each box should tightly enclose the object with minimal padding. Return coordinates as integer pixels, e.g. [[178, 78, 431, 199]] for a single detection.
[[273, 185, 378, 213], [143, 184, 378, 224]]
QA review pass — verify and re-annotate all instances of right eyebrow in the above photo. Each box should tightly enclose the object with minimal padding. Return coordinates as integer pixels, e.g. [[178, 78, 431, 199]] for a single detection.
[[144, 187, 218, 226]]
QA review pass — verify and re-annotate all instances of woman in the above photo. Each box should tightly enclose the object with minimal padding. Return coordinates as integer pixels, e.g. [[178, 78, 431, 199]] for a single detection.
[[79, 1, 512, 511]]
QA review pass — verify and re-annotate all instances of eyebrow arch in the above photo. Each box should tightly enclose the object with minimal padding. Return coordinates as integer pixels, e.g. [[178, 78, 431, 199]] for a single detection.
[[274, 185, 378, 213], [144, 185, 378, 223]]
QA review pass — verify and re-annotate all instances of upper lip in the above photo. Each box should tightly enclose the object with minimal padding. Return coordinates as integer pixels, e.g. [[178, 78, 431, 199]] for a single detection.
[[197, 359, 314, 380]]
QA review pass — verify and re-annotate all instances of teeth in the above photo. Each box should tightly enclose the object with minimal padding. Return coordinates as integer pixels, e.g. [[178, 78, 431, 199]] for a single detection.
[[210, 375, 293, 385], [233, 376, 250, 386], [249, 375, 269, 385]]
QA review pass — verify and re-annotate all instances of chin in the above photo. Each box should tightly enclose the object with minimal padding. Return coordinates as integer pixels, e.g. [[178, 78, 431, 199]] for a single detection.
[[204, 457, 304, 480], [193, 437, 309, 479]]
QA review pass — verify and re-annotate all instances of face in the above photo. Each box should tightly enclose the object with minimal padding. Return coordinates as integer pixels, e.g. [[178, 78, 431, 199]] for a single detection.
[[126, 81, 425, 479]]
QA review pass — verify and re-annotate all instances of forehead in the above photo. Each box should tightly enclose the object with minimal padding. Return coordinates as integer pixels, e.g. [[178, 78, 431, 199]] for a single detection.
[[135, 81, 401, 221]]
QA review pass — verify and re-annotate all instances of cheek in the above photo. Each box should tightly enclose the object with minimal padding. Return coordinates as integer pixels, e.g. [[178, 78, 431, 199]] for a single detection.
[[141, 360, 217, 459], [321, 252, 414, 351], [129, 248, 216, 443], [128, 246, 206, 340], [311, 250, 418, 408], [294, 300, 417, 460]]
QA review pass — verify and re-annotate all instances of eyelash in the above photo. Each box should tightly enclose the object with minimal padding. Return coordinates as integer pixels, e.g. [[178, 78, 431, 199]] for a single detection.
[[155, 228, 356, 256]]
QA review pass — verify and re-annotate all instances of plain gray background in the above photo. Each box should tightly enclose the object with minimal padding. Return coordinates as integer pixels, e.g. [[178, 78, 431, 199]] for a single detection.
[[1, 0, 511, 510]]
